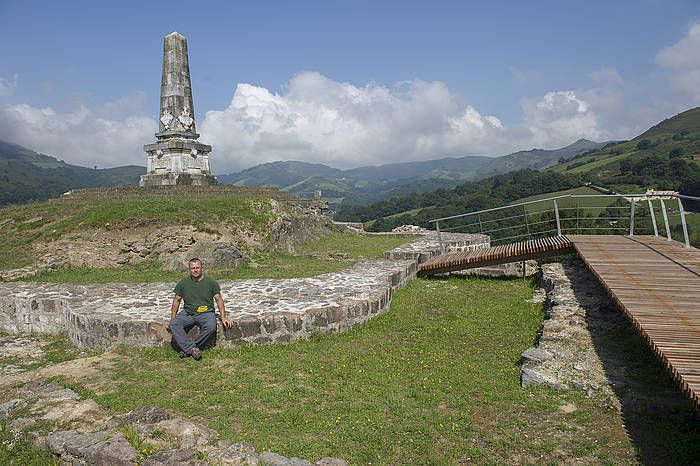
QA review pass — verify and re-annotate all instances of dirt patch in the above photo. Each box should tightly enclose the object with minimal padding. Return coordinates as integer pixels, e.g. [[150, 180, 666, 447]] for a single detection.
[[0, 348, 123, 390]]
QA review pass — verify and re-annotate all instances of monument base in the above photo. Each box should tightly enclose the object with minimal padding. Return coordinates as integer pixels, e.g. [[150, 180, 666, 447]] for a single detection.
[[139, 172, 218, 187]]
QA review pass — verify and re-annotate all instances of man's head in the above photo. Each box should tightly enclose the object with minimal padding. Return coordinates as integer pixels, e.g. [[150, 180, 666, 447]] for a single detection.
[[188, 258, 203, 280]]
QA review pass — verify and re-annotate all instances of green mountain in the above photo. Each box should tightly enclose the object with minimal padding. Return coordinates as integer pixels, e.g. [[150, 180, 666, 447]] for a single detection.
[[479, 138, 610, 177], [0, 140, 143, 205], [549, 107, 700, 195], [218, 139, 606, 206], [336, 107, 700, 231]]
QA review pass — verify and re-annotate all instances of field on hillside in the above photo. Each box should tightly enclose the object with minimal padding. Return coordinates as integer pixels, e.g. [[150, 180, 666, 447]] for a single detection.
[[3, 275, 698, 464]]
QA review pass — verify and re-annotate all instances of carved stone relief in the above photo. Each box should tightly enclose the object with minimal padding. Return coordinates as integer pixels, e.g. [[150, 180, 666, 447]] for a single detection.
[[160, 110, 173, 129], [178, 106, 194, 131]]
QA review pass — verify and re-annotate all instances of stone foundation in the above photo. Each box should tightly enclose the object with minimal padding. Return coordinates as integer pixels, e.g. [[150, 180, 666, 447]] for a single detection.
[[520, 261, 617, 399], [0, 233, 488, 350]]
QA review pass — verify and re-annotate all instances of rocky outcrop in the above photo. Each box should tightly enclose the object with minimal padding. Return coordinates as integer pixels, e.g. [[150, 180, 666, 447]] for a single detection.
[[268, 201, 332, 254]]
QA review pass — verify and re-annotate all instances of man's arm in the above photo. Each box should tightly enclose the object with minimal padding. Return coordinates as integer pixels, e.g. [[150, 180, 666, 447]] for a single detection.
[[170, 295, 182, 320], [214, 293, 233, 329]]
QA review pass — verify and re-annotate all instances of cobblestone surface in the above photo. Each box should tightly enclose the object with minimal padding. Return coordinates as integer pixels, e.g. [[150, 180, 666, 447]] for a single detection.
[[0, 233, 488, 349]]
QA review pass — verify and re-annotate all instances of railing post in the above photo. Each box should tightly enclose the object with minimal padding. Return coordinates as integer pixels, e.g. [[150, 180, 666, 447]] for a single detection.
[[553, 199, 562, 236], [436, 221, 445, 255], [647, 198, 658, 236], [660, 199, 672, 241], [678, 197, 690, 248], [576, 199, 580, 235], [629, 197, 636, 236], [523, 205, 531, 240]]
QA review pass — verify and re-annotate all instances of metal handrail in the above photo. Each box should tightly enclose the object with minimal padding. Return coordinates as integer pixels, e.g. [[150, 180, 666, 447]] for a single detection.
[[430, 192, 699, 252]]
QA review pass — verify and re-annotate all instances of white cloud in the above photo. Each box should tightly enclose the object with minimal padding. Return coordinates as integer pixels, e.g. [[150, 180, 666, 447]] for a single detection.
[[520, 91, 605, 147], [0, 72, 624, 174], [656, 23, 700, 69], [201, 72, 509, 173], [0, 100, 154, 168], [655, 21, 700, 103]]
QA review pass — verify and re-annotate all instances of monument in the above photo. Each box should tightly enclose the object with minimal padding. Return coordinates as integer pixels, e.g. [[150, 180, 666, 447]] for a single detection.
[[140, 32, 217, 186]]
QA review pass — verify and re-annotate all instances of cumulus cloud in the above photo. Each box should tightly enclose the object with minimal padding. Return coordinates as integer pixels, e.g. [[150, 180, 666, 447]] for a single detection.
[[520, 91, 605, 147], [5, 60, 686, 175], [656, 23, 700, 69], [201, 72, 510, 173], [0, 100, 154, 168], [655, 21, 700, 102]]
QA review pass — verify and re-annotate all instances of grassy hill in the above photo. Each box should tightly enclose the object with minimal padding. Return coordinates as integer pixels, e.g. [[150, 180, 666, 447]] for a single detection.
[[0, 140, 144, 205], [550, 107, 700, 194], [218, 140, 605, 207]]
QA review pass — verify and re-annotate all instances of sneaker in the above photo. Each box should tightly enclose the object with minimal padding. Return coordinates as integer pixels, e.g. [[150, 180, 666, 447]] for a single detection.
[[190, 347, 202, 361], [178, 351, 188, 358]]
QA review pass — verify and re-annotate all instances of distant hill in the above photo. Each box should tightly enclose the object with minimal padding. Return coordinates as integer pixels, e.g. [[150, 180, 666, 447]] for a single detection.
[[335, 107, 700, 230], [218, 139, 606, 206], [479, 138, 610, 176], [0, 140, 143, 205]]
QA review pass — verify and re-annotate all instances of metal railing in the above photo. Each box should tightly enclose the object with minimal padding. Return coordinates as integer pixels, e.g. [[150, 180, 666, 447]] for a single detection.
[[430, 192, 700, 253]]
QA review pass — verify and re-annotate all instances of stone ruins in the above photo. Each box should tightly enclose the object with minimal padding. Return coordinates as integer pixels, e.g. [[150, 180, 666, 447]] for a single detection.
[[0, 233, 489, 349], [140, 32, 217, 186]]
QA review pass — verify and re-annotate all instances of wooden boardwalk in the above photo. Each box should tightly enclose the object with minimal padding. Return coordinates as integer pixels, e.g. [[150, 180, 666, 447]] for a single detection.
[[569, 235, 700, 410], [418, 234, 700, 409]]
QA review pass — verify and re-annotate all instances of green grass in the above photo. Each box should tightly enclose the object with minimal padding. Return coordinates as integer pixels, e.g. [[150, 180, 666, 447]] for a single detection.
[[24, 233, 417, 284], [61, 276, 645, 464], [0, 421, 59, 466], [516, 186, 600, 204], [552, 151, 632, 174], [0, 193, 283, 270]]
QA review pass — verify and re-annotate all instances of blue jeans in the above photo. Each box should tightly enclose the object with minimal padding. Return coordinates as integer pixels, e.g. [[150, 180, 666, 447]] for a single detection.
[[170, 311, 217, 354]]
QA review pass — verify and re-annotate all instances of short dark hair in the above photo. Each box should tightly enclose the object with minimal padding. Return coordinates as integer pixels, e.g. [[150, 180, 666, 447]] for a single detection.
[[188, 258, 202, 267]]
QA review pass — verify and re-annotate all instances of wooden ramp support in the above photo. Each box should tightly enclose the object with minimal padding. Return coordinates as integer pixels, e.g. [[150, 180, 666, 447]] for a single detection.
[[417, 235, 574, 277]]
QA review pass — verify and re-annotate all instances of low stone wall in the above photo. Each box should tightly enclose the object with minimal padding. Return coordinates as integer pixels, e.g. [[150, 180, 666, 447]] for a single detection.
[[0, 233, 486, 350], [519, 261, 617, 400], [383, 232, 489, 262]]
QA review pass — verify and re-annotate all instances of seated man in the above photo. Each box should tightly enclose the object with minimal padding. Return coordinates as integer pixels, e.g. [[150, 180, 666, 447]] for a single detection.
[[167, 257, 233, 360]]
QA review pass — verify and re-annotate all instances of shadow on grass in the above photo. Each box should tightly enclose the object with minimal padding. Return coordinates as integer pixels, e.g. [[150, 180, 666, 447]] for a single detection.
[[563, 260, 700, 465]]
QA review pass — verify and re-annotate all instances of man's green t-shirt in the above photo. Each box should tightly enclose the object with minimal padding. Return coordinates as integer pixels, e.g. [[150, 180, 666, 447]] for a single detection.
[[173, 275, 221, 315]]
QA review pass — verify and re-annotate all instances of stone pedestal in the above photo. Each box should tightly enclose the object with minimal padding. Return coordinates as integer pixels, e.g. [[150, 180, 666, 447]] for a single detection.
[[142, 139, 216, 186], [140, 32, 217, 187]]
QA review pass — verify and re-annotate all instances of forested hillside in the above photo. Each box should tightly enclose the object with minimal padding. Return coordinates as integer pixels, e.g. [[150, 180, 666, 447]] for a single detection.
[[0, 140, 143, 205], [335, 170, 582, 231]]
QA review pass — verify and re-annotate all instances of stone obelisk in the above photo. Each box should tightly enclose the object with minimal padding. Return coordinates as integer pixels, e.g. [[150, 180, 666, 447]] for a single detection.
[[140, 32, 217, 186]]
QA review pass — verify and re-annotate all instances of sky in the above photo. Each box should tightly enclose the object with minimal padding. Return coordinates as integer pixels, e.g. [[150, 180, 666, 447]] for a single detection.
[[1, 0, 700, 174]]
